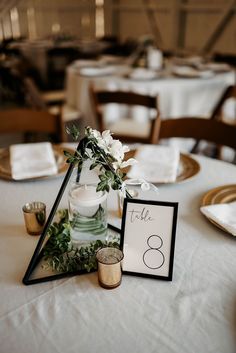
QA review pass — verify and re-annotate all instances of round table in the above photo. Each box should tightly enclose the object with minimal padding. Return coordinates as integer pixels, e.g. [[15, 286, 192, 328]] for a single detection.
[[0, 153, 236, 353], [65, 62, 235, 128]]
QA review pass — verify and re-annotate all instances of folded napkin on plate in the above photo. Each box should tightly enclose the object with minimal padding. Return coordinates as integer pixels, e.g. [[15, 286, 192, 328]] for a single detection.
[[129, 68, 157, 80], [10, 142, 57, 180], [127, 145, 180, 183], [200, 201, 236, 236], [172, 65, 213, 78], [79, 66, 115, 76]]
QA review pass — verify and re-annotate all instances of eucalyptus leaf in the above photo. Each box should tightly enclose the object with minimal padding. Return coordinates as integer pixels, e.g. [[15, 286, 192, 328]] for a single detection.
[[43, 210, 120, 274]]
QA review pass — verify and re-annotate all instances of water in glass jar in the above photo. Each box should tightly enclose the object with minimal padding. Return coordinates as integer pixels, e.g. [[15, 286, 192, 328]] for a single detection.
[[68, 183, 108, 246]]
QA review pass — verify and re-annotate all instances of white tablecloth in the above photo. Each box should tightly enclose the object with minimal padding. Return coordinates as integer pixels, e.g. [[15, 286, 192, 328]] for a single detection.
[[66, 63, 235, 128], [0, 150, 236, 353]]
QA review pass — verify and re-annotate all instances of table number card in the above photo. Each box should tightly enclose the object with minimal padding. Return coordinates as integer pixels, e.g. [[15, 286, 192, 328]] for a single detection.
[[120, 199, 178, 281]]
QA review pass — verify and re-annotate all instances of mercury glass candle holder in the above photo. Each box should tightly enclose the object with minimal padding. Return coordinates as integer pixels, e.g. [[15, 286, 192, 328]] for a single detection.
[[96, 247, 124, 289], [22, 202, 46, 235]]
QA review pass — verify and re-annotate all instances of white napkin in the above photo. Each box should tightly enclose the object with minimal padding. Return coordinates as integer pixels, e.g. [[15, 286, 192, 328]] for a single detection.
[[127, 145, 180, 183], [79, 66, 115, 76], [172, 65, 213, 78], [200, 201, 236, 236], [129, 68, 157, 80], [73, 60, 98, 68], [10, 142, 58, 180], [199, 62, 231, 73]]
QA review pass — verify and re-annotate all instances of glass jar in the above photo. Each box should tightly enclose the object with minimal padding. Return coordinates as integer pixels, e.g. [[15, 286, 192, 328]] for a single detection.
[[68, 165, 108, 247]]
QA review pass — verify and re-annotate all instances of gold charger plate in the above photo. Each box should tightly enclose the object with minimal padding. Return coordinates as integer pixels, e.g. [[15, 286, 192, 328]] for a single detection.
[[201, 184, 236, 235], [0, 145, 73, 181], [176, 153, 200, 183], [124, 150, 200, 184]]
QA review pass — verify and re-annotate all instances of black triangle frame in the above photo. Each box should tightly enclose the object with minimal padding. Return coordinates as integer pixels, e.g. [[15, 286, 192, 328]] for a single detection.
[[22, 143, 82, 285], [22, 142, 121, 285]]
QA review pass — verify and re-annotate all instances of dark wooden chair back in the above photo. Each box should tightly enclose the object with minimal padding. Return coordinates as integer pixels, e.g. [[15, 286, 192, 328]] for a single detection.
[[90, 86, 160, 144], [23, 77, 48, 110], [191, 85, 236, 155], [210, 85, 236, 120], [159, 117, 236, 151], [0, 108, 66, 143]]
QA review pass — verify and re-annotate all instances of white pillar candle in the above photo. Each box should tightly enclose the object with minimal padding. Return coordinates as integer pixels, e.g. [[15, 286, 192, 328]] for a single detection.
[[69, 184, 107, 217], [147, 48, 163, 70]]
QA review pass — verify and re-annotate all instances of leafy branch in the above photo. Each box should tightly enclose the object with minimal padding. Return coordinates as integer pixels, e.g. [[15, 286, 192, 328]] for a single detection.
[[42, 209, 120, 273]]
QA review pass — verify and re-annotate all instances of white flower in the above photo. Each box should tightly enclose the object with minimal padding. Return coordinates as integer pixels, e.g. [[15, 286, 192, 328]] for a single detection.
[[89, 129, 114, 154], [90, 129, 101, 139], [112, 161, 119, 171], [88, 128, 136, 179], [85, 148, 94, 159], [101, 130, 113, 146], [120, 158, 137, 168], [96, 137, 109, 152], [141, 181, 150, 191], [109, 140, 124, 162], [97, 130, 114, 153], [122, 145, 130, 153]]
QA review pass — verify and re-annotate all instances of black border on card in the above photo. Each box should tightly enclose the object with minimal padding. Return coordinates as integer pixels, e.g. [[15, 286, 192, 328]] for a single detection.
[[120, 198, 178, 281], [22, 142, 123, 285]]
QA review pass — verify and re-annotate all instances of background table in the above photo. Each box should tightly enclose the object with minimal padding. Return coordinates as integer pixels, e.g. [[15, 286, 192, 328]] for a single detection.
[[0, 152, 236, 353], [66, 63, 235, 128]]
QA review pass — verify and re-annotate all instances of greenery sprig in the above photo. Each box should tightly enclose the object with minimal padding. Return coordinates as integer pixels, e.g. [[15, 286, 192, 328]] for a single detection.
[[43, 209, 120, 273]]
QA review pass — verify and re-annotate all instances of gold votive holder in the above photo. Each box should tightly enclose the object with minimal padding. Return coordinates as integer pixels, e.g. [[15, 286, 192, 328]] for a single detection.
[[96, 247, 124, 289], [22, 202, 46, 235]]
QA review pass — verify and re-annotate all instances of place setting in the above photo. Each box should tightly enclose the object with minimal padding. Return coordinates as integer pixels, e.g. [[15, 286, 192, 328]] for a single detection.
[[124, 144, 201, 184], [123, 67, 165, 81], [200, 184, 236, 237], [196, 62, 232, 74], [170, 57, 231, 79], [171, 65, 215, 79], [69, 58, 119, 77], [0, 142, 73, 181], [78, 65, 117, 77]]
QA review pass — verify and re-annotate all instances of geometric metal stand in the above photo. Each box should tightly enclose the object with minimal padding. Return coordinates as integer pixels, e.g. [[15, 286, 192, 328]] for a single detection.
[[22, 159, 79, 285], [22, 141, 121, 285]]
